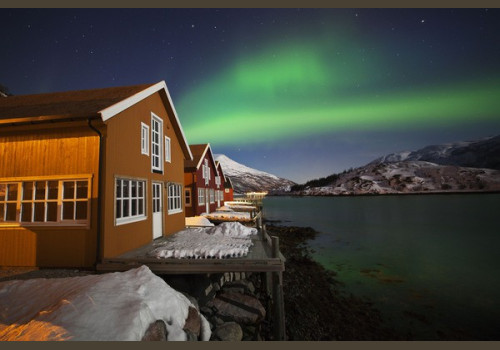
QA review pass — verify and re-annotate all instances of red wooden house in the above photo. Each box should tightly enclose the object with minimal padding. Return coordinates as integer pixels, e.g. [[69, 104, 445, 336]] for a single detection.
[[184, 144, 221, 217], [214, 161, 225, 208]]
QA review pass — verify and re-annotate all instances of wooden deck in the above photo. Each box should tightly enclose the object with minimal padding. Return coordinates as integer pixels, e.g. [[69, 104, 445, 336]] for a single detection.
[[96, 227, 285, 274]]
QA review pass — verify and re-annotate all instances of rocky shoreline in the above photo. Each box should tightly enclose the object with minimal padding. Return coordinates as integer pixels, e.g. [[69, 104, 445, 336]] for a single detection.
[[264, 223, 404, 340]]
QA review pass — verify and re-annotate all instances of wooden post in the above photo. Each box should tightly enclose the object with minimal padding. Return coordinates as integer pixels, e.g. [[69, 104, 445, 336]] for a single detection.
[[271, 236, 286, 340]]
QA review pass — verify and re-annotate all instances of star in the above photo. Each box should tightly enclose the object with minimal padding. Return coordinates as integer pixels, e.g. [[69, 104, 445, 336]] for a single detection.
[[420, 19, 425, 23]]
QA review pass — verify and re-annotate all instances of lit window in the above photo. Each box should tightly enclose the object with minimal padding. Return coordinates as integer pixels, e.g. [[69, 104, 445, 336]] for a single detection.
[[151, 113, 163, 173], [141, 122, 149, 155], [115, 178, 146, 225], [165, 136, 171, 163], [0, 177, 90, 226], [168, 183, 182, 214]]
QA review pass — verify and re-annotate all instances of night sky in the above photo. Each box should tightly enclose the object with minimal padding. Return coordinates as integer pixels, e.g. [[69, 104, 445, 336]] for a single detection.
[[1, 8, 500, 183]]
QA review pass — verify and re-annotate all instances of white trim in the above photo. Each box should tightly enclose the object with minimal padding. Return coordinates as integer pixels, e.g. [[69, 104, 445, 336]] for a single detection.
[[165, 136, 171, 163], [114, 177, 147, 226], [98, 81, 193, 161], [167, 182, 183, 215], [151, 113, 163, 173], [141, 122, 149, 155], [100, 82, 164, 121]]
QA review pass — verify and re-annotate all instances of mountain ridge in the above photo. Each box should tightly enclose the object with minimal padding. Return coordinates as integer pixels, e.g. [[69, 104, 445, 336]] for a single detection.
[[290, 135, 500, 196], [215, 154, 296, 194]]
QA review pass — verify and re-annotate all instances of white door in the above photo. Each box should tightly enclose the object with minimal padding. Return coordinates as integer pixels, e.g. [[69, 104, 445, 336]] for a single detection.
[[205, 188, 210, 214], [152, 182, 163, 239]]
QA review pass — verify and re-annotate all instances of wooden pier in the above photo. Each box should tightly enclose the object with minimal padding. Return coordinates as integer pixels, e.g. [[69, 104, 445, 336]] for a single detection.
[[96, 219, 286, 340]]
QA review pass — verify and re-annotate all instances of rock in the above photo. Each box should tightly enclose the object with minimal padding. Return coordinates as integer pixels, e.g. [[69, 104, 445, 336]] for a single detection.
[[212, 322, 243, 341], [141, 320, 167, 341], [211, 292, 266, 325], [184, 330, 198, 341], [183, 306, 201, 337]]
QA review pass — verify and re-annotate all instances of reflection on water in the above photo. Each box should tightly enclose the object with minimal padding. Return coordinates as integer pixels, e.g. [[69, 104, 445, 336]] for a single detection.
[[263, 194, 500, 340]]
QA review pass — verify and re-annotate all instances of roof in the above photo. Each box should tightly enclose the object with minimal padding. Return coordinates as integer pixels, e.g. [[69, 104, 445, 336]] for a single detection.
[[0, 81, 193, 161], [184, 143, 218, 173], [215, 161, 225, 179]]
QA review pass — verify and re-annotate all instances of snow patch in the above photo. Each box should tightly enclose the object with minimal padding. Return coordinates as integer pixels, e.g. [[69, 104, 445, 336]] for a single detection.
[[0, 266, 211, 341], [150, 223, 258, 259]]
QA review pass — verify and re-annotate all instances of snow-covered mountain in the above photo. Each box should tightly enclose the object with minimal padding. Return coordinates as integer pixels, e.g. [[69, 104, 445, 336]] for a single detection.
[[291, 135, 500, 196], [370, 135, 500, 170], [214, 154, 296, 194]]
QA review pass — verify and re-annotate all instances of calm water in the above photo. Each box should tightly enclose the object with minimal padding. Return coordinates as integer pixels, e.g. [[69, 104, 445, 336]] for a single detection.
[[263, 194, 500, 340]]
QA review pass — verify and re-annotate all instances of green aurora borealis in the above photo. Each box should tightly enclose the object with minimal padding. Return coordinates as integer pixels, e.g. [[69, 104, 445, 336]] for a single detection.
[[178, 42, 500, 146]]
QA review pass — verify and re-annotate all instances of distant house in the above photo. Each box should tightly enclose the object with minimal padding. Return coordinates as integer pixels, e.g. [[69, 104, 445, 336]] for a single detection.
[[0, 81, 193, 268], [223, 175, 234, 202], [184, 144, 221, 217], [214, 161, 225, 208]]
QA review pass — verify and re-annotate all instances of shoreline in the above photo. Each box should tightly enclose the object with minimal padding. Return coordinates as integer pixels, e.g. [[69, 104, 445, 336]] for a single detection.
[[270, 190, 500, 197], [264, 222, 405, 340]]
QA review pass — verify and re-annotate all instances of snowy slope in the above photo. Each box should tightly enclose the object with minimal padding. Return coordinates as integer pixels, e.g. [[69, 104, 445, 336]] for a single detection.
[[215, 154, 295, 194], [371, 135, 500, 170], [296, 161, 500, 195], [292, 135, 500, 195], [0, 266, 211, 341]]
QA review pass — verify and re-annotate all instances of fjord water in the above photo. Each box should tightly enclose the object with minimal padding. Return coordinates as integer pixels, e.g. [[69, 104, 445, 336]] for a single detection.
[[263, 194, 500, 340]]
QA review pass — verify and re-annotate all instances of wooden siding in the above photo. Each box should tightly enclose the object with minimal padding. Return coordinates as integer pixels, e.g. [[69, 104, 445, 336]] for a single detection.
[[102, 91, 186, 259], [0, 124, 100, 267], [185, 149, 220, 217]]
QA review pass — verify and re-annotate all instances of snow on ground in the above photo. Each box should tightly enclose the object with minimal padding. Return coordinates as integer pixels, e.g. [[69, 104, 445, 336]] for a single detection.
[[203, 210, 251, 220], [0, 266, 211, 341], [150, 222, 258, 259], [185, 216, 214, 227]]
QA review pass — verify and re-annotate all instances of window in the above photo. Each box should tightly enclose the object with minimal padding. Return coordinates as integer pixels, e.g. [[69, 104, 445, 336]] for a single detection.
[[115, 178, 146, 225], [1, 177, 90, 226], [165, 136, 171, 163], [141, 123, 149, 155], [225, 188, 229, 193], [198, 188, 205, 206], [202, 159, 211, 185], [215, 175, 221, 188], [210, 189, 215, 203], [185, 188, 192, 207], [151, 113, 163, 173], [168, 183, 182, 214]]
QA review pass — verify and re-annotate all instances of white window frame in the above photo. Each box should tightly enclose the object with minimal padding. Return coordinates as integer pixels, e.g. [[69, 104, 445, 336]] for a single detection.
[[151, 113, 163, 173], [115, 177, 147, 226], [141, 122, 149, 155], [167, 183, 182, 215], [210, 188, 215, 204], [0, 175, 91, 227], [185, 188, 192, 207], [202, 159, 211, 185], [165, 136, 171, 163], [215, 175, 221, 188], [198, 188, 205, 206]]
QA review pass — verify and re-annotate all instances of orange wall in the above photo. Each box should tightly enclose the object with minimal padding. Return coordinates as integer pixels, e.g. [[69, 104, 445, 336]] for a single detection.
[[101, 92, 187, 258], [0, 123, 99, 267]]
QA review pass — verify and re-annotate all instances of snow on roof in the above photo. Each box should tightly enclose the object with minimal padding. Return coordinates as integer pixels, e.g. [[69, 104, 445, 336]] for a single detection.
[[150, 223, 258, 259], [0, 266, 211, 341]]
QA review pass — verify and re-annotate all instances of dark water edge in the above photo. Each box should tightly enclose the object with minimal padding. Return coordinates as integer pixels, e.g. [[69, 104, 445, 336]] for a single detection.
[[265, 223, 404, 340], [263, 194, 500, 340]]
